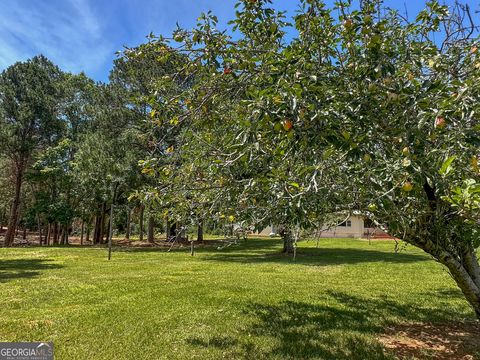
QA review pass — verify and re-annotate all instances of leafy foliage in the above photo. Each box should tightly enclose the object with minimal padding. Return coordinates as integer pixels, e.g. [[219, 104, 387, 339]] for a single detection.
[[130, 0, 480, 315]]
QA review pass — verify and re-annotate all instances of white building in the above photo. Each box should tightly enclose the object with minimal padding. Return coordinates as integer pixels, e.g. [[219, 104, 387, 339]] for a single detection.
[[255, 215, 389, 239], [317, 215, 364, 238]]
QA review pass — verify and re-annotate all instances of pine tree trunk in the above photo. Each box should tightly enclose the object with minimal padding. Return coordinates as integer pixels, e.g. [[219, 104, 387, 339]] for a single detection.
[[105, 212, 111, 244], [93, 216, 98, 244], [147, 215, 155, 243], [0, 208, 6, 232], [53, 223, 59, 245], [100, 202, 107, 244], [139, 205, 144, 242], [93, 216, 99, 244], [22, 226, 27, 240], [80, 219, 85, 246], [108, 202, 115, 260], [64, 224, 69, 245], [38, 216, 42, 245], [94, 214, 102, 244], [46, 223, 51, 246], [86, 219, 91, 244], [126, 208, 131, 240], [4, 165, 24, 246]]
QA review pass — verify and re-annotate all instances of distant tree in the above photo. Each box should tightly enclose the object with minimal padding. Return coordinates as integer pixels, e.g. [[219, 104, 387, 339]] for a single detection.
[[0, 56, 65, 246], [73, 83, 139, 244], [27, 73, 98, 245], [0, 156, 13, 231], [112, 39, 192, 239]]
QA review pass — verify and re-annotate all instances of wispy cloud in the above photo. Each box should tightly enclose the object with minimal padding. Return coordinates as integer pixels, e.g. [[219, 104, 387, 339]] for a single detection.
[[0, 0, 477, 82], [0, 0, 113, 76]]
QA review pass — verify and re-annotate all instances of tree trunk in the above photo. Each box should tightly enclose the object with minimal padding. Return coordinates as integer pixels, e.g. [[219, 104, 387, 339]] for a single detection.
[[22, 226, 27, 240], [80, 219, 85, 246], [4, 166, 24, 246], [95, 214, 103, 245], [125, 208, 131, 240], [168, 221, 177, 240], [93, 216, 98, 244], [438, 250, 480, 319], [86, 219, 91, 244], [53, 223, 59, 245], [100, 202, 107, 244], [59, 226, 64, 245], [93, 215, 99, 244], [462, 244, 480, 289], [197, 221, 204, 242], [415, 235, 480, 320], [64, 224, 69, 245], [166, 216, 170, 240], [147, 215, 155, 243], [0, 208, 6, 232], [108, 202, 115, 260], [105, 212, 111, 244], [178, 222, 186, 240], [46, 223, 51, 246], [279, 226, 294, 254], [139, 205, 145, 242], [38, 217, 42, 245]]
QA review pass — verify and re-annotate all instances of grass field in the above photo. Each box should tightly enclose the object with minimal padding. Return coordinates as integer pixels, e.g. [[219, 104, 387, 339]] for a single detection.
[[0, 238, 476, 359]]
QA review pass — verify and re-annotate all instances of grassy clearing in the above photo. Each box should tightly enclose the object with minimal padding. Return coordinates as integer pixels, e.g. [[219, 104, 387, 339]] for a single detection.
[[0, 238, 475, 359]]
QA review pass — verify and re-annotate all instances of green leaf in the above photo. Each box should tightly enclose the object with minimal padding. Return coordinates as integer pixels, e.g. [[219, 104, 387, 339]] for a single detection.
[[439, 155, 456, 176]]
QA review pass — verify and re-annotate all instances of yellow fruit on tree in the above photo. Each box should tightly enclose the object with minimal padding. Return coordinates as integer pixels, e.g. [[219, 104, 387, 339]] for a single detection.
[[402, 182, 413, 192]]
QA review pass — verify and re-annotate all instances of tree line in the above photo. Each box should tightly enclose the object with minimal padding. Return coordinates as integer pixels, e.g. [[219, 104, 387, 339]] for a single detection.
[[0, 47, 198, 247]]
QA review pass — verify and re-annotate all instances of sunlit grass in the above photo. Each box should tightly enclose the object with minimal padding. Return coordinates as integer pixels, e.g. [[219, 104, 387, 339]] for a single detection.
[[0, 238, 474, 359]]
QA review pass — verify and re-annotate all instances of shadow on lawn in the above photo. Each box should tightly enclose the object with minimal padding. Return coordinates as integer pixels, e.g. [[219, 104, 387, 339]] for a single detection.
[[0, 259, 62, 283], [187, 291, 471, 359], [112, 238, 428, 266], [112, 238, 281, 254], [202, 244, 428, 266]]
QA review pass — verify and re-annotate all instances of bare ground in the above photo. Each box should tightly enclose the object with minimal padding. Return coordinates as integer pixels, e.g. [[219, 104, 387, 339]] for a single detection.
[[378, 321, 480, 359]]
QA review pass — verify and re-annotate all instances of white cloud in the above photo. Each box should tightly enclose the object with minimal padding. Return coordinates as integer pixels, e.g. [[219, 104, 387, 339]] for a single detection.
[[0, 0, 113, 75]]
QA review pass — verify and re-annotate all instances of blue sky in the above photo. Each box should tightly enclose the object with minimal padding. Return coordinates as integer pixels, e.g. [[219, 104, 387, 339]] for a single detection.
[[0, 0, 476, 82]]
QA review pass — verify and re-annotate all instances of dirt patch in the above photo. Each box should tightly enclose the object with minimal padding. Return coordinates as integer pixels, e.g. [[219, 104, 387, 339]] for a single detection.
[[378, 320, 480, 359]]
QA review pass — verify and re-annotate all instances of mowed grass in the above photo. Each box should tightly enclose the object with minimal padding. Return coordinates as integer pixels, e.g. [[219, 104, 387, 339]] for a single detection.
[[0, 238, 475, 359]]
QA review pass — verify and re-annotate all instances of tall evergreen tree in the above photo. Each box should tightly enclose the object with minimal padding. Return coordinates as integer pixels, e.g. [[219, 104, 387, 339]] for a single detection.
[[0, 56, 65, 246]]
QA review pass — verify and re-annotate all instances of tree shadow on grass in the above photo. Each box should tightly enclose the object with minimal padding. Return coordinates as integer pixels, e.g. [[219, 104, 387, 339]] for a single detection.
[[112, 238, 281, 254], [111, 238, 429, 266], [187, 291, 473, 359], [0, 259, 63, 283], [201, 245, 429, 267]]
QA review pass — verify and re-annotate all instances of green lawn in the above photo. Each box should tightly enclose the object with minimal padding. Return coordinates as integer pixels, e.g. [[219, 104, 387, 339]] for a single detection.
[[0, 238, 475, 359]]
